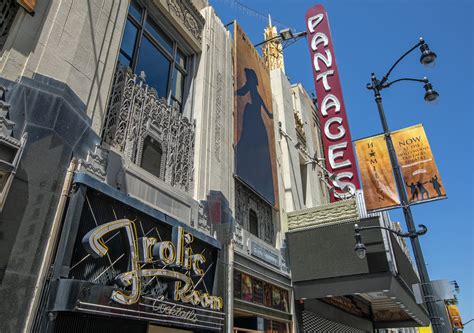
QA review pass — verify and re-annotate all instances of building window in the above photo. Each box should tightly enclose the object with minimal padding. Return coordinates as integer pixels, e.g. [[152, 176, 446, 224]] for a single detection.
[[140, 136, 163, 179], [0, 0, 20, 51], [119, 0, 189, 111], [249, 209, 258, 237], [300, 162, 307, 206]]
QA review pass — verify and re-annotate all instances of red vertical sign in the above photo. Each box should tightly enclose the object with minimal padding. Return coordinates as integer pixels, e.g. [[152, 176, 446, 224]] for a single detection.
[[305, 5, 360, 201]]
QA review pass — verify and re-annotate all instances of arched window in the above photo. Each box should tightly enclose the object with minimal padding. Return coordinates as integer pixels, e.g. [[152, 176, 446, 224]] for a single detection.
[[249, 209, 258, 237], [141, 136, 162, 179]]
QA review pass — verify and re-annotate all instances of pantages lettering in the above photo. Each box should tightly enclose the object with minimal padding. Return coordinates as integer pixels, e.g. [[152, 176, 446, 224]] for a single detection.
[[305, 5, 360, 200], [82, 219, 223, 310]]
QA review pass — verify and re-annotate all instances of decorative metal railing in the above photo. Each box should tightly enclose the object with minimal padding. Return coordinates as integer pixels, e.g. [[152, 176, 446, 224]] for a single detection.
[[103, 65, 195, 192]]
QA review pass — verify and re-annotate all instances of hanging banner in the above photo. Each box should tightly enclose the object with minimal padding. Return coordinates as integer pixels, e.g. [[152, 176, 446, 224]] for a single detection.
[[355, 124, 446, 211], [392, 124, 446, 204], [234, 22, 279, 207], [446, 304, 463, 329], [305, 4, 361, 201], [354, 134, 400, 211]]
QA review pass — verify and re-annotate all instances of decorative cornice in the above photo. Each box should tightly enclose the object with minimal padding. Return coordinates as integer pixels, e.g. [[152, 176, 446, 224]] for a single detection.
[[166, 0, 205, 41], [78, 145, 109, 181], [287, 199, 360, 232]]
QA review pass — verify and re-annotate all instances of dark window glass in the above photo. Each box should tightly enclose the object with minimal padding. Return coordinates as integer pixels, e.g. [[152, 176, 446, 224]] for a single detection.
[[141, 136, 162, 178], [145, 18, 173, 55], [172, 67, 184, 104], [118, 1, 189, 112], [249, 209, 258, 237], [0, 1, 20, 51], [233, 272, 241, 299], [128, 0, 142, 22], [300, 163, 307, 205], [176, 48, 186, 68], [120, 19, 138, 62], [136, 36, 171, 98], [253, 279, 263, 304], [118, 52, 132, 67]]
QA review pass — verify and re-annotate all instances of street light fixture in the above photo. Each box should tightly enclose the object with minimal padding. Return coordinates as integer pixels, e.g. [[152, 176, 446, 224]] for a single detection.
[[366, 37, 442, 331], [353, 223, 427, 260], [419, 38, 437, 66], [423, 79, 440, 102], [279, 28, 294, 40], [254, 28, 307, 48]]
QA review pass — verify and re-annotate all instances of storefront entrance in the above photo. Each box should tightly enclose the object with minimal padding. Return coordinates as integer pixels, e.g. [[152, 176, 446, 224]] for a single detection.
[[234, 310, 291, 333]]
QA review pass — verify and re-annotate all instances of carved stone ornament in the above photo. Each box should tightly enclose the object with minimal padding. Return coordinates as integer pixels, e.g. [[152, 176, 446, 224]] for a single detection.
[[197, 201, 210, 232], [103, 65, 195, 192], [77, 145, 109, 181], [166, 0, 205, 41], [294, 111, 306, 146], [287, 198, 359, 232], [235, 180, 274, 245]]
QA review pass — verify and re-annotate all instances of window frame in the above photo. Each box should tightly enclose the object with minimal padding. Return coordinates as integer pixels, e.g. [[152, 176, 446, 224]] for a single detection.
[[119, 0, 191, 111], [248, 209, 259, 237], [139, 134, 164, 180]]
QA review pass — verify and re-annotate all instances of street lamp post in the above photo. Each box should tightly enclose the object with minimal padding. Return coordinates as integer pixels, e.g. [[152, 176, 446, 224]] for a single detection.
[[365, 37, 442, 331]]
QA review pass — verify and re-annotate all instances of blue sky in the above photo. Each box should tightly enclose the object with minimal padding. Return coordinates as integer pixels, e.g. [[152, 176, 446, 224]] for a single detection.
[[210, 0, 474, 329]]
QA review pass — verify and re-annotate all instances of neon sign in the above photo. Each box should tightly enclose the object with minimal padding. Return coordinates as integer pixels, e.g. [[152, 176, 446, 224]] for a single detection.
[[305, 4, 361, 200], [82, 219, 223, 310]]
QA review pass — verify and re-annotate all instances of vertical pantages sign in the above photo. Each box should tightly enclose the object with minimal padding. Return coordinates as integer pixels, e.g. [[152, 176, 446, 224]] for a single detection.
[[305, 5, 360, 201], [234, 22, 279, 207]]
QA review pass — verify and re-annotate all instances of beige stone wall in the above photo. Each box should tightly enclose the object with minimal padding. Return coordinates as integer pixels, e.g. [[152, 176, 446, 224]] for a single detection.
[[270, 70, 330, 235], [192, 6, 234, 212], [0, 0, 129, 133], [0, 0, 205, 136], [291, 83, 329, 207], [271, 69, 305, 213]]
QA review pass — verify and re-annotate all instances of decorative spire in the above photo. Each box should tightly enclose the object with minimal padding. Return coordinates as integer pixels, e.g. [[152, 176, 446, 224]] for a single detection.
[[262, 14, 285, 72]]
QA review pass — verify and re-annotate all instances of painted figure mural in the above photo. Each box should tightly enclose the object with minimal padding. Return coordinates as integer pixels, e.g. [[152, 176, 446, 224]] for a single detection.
[[235, 68, 274, 204], [234, 23, 278, 207]]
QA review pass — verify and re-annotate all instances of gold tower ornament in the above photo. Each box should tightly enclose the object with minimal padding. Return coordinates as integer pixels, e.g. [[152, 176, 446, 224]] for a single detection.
[[262, 15, 285, 72]]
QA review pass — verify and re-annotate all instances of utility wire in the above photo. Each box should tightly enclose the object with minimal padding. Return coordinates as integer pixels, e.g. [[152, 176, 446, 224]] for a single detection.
[[210, 0, 294, 30]]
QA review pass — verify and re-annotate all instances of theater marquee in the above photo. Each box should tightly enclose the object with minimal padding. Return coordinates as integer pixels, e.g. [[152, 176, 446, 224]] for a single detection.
[[305, 4, 360, 201]]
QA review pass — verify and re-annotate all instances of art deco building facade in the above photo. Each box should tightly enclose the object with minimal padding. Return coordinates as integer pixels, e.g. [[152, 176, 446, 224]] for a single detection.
[[0, 1, 430, 332]]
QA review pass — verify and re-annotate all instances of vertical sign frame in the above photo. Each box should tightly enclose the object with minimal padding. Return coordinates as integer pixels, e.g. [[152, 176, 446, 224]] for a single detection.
[[305, 5, 360, 201]]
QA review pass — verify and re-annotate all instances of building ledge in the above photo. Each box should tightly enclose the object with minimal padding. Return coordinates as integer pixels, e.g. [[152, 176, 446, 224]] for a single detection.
[[73, 171, 220, 249]]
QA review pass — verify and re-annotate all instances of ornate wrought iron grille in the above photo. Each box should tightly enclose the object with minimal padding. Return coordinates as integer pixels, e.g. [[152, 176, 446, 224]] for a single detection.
[[103, 65, 195, 192], [0, 0, 19, 51]]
